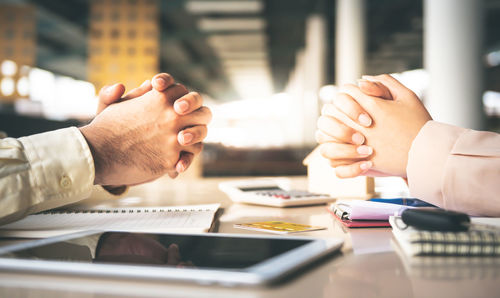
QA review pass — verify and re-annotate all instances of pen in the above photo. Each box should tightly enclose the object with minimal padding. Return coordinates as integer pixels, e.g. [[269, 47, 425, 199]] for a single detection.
[[368, 198, 435, 207]]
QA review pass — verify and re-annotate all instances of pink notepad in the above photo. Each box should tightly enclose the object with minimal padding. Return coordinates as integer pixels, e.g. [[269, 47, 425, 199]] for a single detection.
[[327, 206, 391, 228], [327, 200, 412, 228]]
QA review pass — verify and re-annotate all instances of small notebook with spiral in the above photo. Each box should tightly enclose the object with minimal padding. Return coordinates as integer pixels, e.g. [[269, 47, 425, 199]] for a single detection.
[[389, 216, 500, 257], [0, 204, 220, 238]]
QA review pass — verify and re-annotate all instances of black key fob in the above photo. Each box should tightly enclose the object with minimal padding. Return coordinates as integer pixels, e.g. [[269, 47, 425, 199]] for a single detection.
[[401, 209, 470, 231]]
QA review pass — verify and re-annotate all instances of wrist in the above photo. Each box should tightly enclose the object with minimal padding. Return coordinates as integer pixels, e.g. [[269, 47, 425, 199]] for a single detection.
[[79, 125, 109, 185]]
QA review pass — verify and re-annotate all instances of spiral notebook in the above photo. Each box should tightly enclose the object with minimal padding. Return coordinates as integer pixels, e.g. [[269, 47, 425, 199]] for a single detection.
[[0, 204, 220, 238], [389, 216, 500, 257]]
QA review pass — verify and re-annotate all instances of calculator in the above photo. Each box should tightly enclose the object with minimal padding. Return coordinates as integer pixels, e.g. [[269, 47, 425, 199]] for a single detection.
[[218, 179, 336, 207]]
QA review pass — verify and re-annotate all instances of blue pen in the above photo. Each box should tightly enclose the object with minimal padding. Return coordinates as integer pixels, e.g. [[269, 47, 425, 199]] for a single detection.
[[368, 198, 436, 207]]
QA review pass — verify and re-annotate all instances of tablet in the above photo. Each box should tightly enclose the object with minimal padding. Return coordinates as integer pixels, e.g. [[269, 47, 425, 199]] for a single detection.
[[0, 231, 343, 286]]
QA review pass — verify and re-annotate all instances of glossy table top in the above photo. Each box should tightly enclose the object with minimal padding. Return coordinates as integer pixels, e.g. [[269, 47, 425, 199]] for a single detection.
[[0, 176, 498, 298]]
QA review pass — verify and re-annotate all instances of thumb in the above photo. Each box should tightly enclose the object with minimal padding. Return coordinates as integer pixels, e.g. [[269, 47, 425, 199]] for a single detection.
[[362, 74, 411, 101], [97, 83, 125, 114], [357, 79, 393, 100]]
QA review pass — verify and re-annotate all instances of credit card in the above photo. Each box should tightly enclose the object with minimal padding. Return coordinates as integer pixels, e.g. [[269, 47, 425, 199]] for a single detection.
[[234, 221, 326, 234]]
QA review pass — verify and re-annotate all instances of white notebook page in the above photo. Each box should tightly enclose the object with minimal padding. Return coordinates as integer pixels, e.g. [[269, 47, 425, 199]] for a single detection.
[[0, 204, 220, 238]]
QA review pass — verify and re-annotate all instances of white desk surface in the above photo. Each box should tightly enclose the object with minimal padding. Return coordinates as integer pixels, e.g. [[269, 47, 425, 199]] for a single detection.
[[0, 176, 498, 298]]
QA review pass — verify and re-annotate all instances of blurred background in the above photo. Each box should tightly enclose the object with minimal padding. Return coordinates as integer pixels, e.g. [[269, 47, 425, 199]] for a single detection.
[[1, 0, 499, 177]]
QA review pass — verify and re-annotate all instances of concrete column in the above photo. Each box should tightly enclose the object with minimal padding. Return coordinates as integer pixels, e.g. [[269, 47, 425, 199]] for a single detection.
[[335, 0, 366, 85], [284, 50, 306, 146], [303, 14, 327, 145], [333, 0, 373, 196], [424, 0, 485, 129]]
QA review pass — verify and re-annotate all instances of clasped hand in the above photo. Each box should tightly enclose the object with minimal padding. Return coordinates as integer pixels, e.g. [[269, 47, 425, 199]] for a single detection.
[[80, 73, 212, 187], [316, 74, 432, 179]]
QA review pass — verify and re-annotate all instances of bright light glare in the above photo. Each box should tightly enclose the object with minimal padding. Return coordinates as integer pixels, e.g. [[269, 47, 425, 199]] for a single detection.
[[391, 69, 428, 99], [0, 78, 15, 96], [483, 90, 500, 117], [28, 67, 96, 119], [29, 68, 55, 103], [186, 1, 263, 14], [318, 85, 337, 103], [1, 60, 17, 76], [198, 18, 265, 31], [205, 93, 295, 148], [486, 51, 500, 67], [17, 77, 29, 96], [50, 77, 97, 119]]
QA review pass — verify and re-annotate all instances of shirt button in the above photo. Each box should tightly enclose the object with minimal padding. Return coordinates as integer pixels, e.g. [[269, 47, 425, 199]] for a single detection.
[[60, 175, 72, 189]]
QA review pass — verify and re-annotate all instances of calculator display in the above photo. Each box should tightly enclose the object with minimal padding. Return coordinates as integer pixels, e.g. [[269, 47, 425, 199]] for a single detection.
[[238, 186, 283, 192]]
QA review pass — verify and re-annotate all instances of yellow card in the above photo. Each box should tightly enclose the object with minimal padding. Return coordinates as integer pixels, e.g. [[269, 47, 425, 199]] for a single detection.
[[234, 221, 326, 234]]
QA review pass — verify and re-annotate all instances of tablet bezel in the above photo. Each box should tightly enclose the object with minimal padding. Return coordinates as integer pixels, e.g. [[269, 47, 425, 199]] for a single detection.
[[0, 231, 343, 286]]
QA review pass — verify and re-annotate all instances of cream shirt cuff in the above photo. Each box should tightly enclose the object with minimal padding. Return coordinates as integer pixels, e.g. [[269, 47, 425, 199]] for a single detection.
[[406, 121, 465, 208], [18, 126, 95, 214]]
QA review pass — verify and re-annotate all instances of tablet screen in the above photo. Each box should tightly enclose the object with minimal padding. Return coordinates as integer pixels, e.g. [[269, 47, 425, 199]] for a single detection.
[[2, 232, 312, 269]]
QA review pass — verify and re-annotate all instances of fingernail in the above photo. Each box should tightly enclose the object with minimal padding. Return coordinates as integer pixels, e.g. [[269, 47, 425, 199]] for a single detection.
[[181, 133, 193, 144], [360, 161, 373, 171], [358, 113, 372, 127], [351, 132, 365, 145], [105, 84, 115, 94], [175, 100, 189, 113], [176, 162, 186, 173], [169, 170, 179, 179], [357, 145, 373, 156], [357, 79, 369, 86], [155, 77, 165, 88]]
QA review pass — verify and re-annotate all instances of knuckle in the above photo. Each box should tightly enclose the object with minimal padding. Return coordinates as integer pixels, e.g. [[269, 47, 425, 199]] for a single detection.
[[336, 93, 356, 112], [319, 143, 332, 158], [339, 127, 353, 142], [157, 90, 168, 101], [176, 83, 188, 94], [316, 130, 330, 144], [335, 170, 347, 179], [361, 97, 378, 110], [377, 74, 392, 82], [335, 166, 355, 178], [199, 125, 208, 138], [316, 116, 324, 129], [202, 106, 213, 122], [190, 91, 201, 102], [99, 85, 111, 95], [315, 130, 322, 143], [321, 103, 334, 116], [166, 109, 181, 124]]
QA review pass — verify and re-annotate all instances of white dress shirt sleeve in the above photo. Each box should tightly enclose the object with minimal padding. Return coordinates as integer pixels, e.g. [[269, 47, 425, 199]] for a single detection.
[[0, 127, 95, 225]]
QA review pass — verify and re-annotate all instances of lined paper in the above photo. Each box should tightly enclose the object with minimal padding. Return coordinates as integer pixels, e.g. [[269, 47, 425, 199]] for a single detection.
[[0, 204, 220, 238]]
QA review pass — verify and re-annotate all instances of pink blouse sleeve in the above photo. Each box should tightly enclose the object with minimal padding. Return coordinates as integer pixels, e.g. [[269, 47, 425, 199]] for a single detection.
[[407, 121, 500, 216]]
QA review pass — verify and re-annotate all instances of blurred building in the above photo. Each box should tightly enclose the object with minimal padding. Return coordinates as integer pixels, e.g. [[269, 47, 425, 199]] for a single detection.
[[88, 0, 159, 91], [0, 4, 35, 101]]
